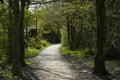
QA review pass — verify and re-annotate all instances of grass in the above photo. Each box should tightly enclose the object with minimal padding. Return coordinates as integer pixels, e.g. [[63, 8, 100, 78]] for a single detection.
[[61, 47, 92, 58], [25, 47, 40, 59], [25, 39, 51, 59], [25, 45, 51, 59]]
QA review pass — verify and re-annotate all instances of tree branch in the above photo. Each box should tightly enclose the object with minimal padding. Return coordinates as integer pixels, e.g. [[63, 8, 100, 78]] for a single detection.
[[30, 0, 57, 5]]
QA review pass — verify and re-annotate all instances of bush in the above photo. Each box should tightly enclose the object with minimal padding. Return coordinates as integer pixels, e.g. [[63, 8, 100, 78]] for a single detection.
[[28, 38, 50, 49], [25, 37, 50, 58], [61, 47, 93, 58], [25, 48, 40, 58], [61, 27, 69, 47]]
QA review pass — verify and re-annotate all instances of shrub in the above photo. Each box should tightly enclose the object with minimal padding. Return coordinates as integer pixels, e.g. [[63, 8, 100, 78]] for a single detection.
[[61, 27, 69, 47]]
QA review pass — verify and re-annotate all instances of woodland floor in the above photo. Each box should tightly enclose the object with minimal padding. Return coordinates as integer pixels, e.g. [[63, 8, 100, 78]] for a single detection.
[[1, 44, 120, 80]]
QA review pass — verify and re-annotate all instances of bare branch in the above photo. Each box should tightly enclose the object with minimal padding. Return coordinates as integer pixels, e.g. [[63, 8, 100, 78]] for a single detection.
[[30, 0, 57, 5]]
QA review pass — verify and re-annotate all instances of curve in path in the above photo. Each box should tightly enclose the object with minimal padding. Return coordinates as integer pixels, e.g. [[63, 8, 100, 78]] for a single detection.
[[28, 44, 76, 80]]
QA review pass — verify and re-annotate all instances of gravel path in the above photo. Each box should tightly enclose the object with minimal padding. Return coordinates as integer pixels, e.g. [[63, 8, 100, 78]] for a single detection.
[[28, 44, 76, 80]]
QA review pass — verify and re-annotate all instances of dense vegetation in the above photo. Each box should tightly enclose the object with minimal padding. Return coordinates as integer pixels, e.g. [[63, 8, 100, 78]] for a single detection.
[[0, 0, 120, 79], [61, 0, 120, 75]]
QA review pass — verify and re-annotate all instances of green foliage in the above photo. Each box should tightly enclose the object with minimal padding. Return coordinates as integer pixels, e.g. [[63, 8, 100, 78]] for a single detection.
[[26, 38, 50, 58], [61, 0, 96, 50], [28, 38, 39, 49], [25, 43, 50, 59], [103, 1, 120, 59], [0, 67, 12, 79], [27, 3, 62, 43], [28, 38, 50, 49], [0, 29, 9, 79], [25, 48, 40, 58], [61, 47, 92, 58], [0, 4, 10, 78], [24, 9, 34, 27], [61, 27, 69, 47]]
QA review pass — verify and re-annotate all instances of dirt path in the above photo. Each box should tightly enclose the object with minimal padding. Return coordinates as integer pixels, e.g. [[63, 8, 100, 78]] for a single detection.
[[0, 44, 119, 80], [23, 44, 120, 80], [28, 44, 76, 80]]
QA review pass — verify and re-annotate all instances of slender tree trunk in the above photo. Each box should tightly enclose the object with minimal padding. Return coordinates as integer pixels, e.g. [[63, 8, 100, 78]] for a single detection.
[[66, 17, 71, 49], [8, 0, 13, 63], [20, 0, 26, 67], [36, 17, 38, 33], [94, 0, 108, 75]]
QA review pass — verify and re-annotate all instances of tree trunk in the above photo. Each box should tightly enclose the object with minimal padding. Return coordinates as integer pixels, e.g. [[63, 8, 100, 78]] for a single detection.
[[20, 0, 26, 67], [36, 17, 38, 33], [8, 0, 28, 75], [94, 0, 108, 75], [12, 0, 21, 75], [66, 17, 71, 49], [8, 0, 24, 75], [8, 0, 13, 63]]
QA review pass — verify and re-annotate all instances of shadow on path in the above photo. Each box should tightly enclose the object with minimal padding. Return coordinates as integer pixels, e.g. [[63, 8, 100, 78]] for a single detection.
[[20, 65, 40, 80]]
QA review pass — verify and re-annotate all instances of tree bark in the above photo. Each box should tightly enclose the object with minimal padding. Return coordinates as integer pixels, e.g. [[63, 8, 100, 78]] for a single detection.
[[8, 0, 28, 75], [94, 0, 108, 75], [8, 0, 13, 63], [20, 0, 26, 67], [12, 0, 21, 75], [66, 17, 71, 49]]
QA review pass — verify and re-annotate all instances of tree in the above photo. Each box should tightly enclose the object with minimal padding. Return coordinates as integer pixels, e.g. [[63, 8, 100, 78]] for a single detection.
[[8, 0, 30, 75], [94, 0, 108, 75], [0, 0, 3, 3], [20, 0, 28, 67], [62, 0, 95, 50], [9, 0, 21, 75]]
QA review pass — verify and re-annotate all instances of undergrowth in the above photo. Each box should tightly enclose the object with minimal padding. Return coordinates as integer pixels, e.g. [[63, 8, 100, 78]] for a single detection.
[[61, 47, 94, 58], [25, 48, 40, 59], [0, 39, 50, 79], [25, 39, 51, 59]]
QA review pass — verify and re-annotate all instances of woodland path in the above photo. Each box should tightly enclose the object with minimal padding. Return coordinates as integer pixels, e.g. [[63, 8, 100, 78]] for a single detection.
[[27, 44, 77, 80], [24, 44, 120, 80]]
